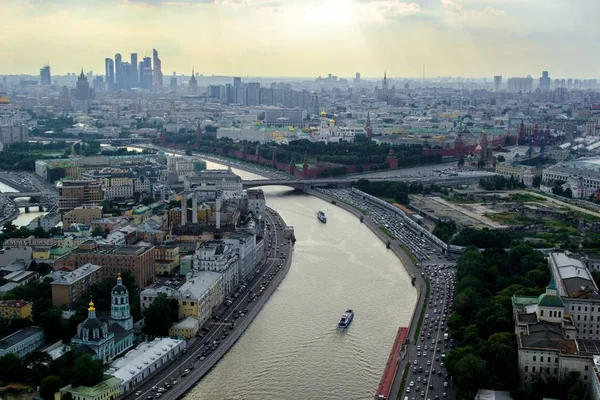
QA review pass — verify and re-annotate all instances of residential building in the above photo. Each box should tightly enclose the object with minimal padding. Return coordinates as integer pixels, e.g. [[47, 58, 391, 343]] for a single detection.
[[51, 263, 103, 308], [0, 326, 45, 358], [140, 270, 225, 325], [63, 205, 103, 230], [192, 168, 243, 191], [54, 241, 156, 287], [58, 180, 103, 210], [71, 275, 134, 364], [169, 316, 199, 339], [27, 212, 60, 232], [155, 244, 180, 275], [60, 376, 122, 400], [246, 189, 266, 216], [547, 252, 600, 340], [106, 338, 186, 395], [0, 299, 31, 319], [194, 241, 239, 295], [224, 232, 263, 280]]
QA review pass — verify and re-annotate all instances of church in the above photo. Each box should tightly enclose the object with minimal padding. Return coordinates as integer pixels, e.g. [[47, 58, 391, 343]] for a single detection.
[[72, 274, 134, 364]]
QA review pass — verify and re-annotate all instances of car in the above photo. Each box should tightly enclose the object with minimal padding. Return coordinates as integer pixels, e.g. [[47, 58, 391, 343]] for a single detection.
[[135, 391, 143, 396], [417, 377, 421, 382], [406, 387, 411, 393], [440, 362, 444, 367], [414, 360, 418, 365], [151, 386, 158, 391], [155, 394, 162, 398], [443, 393, 447, 398], [157, 388, 166, 393], [444, 381, 448, 387], [200, 356, 205, 361], [427, 361, 431, 366], [146, 397, 154, 400]]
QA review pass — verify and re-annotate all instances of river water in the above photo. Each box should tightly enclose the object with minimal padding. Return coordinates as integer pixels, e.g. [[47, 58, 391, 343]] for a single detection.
[[0, 181, 47, 227], [183, 160, 417, 400]]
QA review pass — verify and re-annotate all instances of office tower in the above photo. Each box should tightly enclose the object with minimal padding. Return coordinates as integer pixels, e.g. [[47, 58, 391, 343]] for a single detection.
[[121, 62, 132, 89], [92, 76, 104, 92], [247, 82, 260, 106], [141, 57, 153, 90], [493, 75, 502, 92], [105, 58, 114, 90], [354, 72, 361, 86], [152, 49, 163, 91], [130, 53, 138, 88], [539, 71, 551, 92], [40, 65, 51, 85], [115, 53, 122, 89], [189, 69, 198, 93], [170, 74, 177, 91], [233, 77, 241, 87]]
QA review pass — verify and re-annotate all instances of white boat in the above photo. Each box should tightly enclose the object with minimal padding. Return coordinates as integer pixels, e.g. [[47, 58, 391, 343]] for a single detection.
[[317, 211, 327, 223]]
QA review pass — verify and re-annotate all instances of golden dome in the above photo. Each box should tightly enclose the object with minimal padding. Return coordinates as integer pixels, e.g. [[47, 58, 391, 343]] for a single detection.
[[320, 110, 327, 117], [329, 119, 335, 124], [0, 96, 10, 104], [289, 126, 295, 132], [88, 300, 95, 311]]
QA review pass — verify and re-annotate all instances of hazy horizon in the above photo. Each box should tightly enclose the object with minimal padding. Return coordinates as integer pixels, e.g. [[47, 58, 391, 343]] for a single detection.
[[2, 0, 598, 78]]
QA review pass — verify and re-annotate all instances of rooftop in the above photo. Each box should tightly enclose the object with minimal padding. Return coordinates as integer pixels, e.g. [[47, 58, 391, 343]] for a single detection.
[[0, 299, 30, 308], [106, 338, 185, 385], [179, 271, 223, 300], [548, 252, 598, 298], [172, 316, 199, 330], [62, 376, 121, 396], [51, 263, 102, 285], [519, 322, 577, 353], [0, 326, 43, 350]]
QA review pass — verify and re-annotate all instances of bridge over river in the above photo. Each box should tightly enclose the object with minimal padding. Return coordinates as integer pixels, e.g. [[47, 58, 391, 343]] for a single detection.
[[241, 174, 490, 190]]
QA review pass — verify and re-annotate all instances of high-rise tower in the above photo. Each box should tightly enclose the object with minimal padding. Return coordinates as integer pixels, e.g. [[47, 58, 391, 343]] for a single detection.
[[152, 49, 163, 91], [40, 65, 51, 85], [104, 58, 114, 90], [130, 53, 138, 88], [114, 53, 122, 89]]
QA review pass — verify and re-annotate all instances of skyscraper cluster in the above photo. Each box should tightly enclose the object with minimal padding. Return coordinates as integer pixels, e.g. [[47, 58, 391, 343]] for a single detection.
[[104, 49, 162, 91]]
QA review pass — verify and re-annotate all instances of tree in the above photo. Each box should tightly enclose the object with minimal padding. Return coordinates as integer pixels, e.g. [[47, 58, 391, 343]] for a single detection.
[[0, 353, 23, 382], [71, 354, 103, 387], [457, 155, 465, 167], [91, 226, 104, 238], [3, 221, 16, 233], [141, 196, 154, 206], [24, 351, 53, 384], [32, 298, 54, 324], [62, 392, 74, 400], [144, 293, 179, 336], [40, 375, 63, 400], [185, 146, 192, 156]]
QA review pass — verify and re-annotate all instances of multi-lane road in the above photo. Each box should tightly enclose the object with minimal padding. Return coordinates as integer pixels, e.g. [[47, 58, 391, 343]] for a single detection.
[[314, 188, 457, 400], [124, 207, 293, 400]]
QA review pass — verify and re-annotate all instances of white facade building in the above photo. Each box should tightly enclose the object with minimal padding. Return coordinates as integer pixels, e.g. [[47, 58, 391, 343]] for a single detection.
[[193, 241, 239, 296], [106, 337, 186, 395]]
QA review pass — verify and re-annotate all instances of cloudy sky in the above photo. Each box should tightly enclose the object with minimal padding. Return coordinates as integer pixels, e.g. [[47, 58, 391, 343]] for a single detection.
[[1, 0, 598, 78]]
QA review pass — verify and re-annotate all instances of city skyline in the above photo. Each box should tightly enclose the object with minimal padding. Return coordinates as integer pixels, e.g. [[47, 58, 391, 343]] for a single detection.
[[1, 0, 599, 78]]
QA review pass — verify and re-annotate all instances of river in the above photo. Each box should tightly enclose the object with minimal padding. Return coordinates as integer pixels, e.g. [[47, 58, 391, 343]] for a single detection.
[[183, 159, 417, 400], [0, 181, 47, 228]]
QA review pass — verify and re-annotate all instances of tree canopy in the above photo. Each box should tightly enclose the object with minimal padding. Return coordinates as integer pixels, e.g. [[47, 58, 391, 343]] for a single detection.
[[143, 293, 179, 337]]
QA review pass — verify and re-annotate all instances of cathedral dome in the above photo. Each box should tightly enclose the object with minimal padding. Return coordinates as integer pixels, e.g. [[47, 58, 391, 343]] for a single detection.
[[112, 273, 128, 295], [320, 110, 327, 117]]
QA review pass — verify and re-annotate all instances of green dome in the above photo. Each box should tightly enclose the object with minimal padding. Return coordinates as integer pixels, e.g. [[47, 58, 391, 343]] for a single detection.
[[538, 293, 564, 308]]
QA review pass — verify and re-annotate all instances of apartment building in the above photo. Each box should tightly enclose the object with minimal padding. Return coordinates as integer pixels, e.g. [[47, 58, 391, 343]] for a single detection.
[[53, 241, 155, 287], [62, 205, 103, 230], [51, 263, 102, 308], [57, 180, 103, 210], [0, 299, 32, 319]]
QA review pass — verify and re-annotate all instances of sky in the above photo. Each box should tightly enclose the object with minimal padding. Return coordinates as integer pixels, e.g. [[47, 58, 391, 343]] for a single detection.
[[2, 0, 599, 78]]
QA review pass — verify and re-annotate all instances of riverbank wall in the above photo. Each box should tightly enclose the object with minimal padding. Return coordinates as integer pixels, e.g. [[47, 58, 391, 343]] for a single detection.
[[377, 327, 409, 399], [164, 207, 294, 400], [307, 189, 426, 400]]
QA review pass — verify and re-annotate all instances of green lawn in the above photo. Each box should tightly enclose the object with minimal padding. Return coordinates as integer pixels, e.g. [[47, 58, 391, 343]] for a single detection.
[[414, 277, 430, 343], [397, 364, 410, 399]]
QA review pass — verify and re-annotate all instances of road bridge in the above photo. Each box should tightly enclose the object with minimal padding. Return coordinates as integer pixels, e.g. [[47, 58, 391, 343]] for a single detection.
[[2, 191, 43, 199], [242, 174, 491, 191]]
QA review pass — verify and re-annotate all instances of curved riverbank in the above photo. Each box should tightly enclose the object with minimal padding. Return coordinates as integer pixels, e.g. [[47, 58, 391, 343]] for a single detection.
[[307, 189, 427, 400]]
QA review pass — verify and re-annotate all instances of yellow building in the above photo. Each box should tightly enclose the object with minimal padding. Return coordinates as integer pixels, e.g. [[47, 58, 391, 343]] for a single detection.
[[32, 246, 51, 260], [59, 376, 122, 400], [155, 245, 180, 275], [0, 300, 32, 319], [169, 316, 199, 339]]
